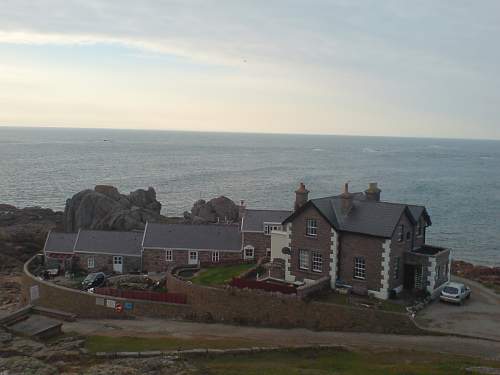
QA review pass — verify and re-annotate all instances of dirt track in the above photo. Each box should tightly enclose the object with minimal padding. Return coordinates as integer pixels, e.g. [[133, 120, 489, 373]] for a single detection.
[[64, 317, 500, 360]]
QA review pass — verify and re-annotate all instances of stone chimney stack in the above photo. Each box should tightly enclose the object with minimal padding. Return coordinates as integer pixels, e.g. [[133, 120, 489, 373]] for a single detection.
[[341, 182, 353, 215], [238, 200, 246, 220], [365, 182, 381, 201], [294, 182, 309, 211]]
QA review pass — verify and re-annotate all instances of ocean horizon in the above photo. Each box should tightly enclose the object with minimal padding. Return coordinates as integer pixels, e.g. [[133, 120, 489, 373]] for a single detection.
[[1, 126, 499, 266]]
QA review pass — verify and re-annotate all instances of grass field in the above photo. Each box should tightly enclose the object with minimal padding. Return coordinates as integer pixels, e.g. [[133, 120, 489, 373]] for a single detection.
[[85, 335, 266, 353], [193, 348, 500, 375], [190, 263, 256, 286]]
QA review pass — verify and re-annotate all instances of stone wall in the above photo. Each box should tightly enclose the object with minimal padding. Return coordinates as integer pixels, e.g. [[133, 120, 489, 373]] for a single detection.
[[22, 255, 192, 319], [165, 268, 421, 334], [242, 232, 270, 260], [143, 248, 243, 273], [75, 253, 141, 274]]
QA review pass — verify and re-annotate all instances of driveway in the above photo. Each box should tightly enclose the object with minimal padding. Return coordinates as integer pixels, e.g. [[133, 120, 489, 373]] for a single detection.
[[417, 276, 500, 341]]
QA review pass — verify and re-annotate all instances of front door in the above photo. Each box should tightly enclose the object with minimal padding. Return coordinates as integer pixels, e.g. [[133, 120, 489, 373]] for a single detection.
[[188, 251, 198, 265], [113, 256, 123, 273]]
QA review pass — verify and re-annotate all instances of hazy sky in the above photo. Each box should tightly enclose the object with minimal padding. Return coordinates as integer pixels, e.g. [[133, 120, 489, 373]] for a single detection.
[[0, 1, 499, 139]]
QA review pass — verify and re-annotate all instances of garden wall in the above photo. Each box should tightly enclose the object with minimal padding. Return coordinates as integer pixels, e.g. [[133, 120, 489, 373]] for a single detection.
[[166, 268, 421, 334], [22, 255, 192, 320]]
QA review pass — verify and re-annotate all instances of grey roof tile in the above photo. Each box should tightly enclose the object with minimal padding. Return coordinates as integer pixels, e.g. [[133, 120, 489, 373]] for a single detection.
[[242, 209, 293, 232], [143, 223, 242, 251], [44, 232, 77, 254], [74, 230, 143, 256]]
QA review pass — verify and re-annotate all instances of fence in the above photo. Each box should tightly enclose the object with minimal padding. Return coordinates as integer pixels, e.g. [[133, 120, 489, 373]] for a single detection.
[[229, 278, 297, 294], [94, 288, 187, 305]]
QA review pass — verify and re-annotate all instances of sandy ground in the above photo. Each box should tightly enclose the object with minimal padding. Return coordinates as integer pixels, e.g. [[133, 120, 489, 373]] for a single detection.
[[64, 317, 500, 360], [417, 276, 500, 341]]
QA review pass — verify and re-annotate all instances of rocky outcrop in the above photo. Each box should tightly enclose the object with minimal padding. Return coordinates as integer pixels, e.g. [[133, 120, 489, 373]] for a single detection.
[[452, 260, 500, 292], [63, 186, 165, 232], [187, 196, 239, 224]]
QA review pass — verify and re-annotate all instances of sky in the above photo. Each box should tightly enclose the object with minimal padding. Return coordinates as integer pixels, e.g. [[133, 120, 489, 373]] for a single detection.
[[0, 1, 499, 139]]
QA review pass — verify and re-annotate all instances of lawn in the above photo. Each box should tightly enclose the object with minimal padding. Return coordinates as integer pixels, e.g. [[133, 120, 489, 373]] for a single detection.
[[85, 335, 266, 353], [190, 263, 256, 286], [193, 348, 500, 375]]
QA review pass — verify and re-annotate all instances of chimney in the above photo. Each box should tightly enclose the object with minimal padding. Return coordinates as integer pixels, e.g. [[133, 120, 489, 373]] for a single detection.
[[365, 182, 381, 201], [238, 200, 246, 220], [294, 182, 309, 211], [341, 182, 353, 215]]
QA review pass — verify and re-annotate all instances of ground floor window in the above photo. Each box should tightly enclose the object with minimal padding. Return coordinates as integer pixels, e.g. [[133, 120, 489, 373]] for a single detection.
[[87, 256, 95, 269], [299, 249, 309, 270], [266, 248, 271, 258], [189, 251, 199, 265], [212, 250, 220, 263], [312, 251, 322, 272], [244, 246, 254, 259], [354, 256, 366, 280], [165, 249, 173, 262]]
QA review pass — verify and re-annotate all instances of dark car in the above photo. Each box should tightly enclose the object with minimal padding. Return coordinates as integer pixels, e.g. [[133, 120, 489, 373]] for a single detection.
[[81, 272, 106, 290]]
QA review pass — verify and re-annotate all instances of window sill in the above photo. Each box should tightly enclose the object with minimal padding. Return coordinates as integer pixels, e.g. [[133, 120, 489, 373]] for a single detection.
[[305, 235, 318, 239], [312, 269, 322, 273], [353, 277, 366, 281]]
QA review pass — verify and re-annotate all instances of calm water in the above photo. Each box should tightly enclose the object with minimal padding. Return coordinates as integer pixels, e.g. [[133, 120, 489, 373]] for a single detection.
[[1, 127, 499, 266]]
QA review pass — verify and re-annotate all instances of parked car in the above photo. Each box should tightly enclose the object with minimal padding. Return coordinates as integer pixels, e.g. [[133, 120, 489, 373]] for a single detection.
[[440, 282, 471, 305], [81, 272, 106, 290]]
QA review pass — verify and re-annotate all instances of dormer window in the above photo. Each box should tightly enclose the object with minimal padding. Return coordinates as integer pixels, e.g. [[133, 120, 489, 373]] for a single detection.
[[306, 219, 317, 237]]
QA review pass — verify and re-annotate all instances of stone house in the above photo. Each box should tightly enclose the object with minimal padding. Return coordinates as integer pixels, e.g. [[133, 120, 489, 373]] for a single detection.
[[43, 231, 77, 272], [269, 182, 451, 299], [240, 208, 292, 260], [72, 230, 143, 274]]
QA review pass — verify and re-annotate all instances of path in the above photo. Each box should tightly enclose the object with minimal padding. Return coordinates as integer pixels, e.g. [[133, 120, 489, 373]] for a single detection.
[[64, 317, 500, 360], [417, 276, 500, 341]]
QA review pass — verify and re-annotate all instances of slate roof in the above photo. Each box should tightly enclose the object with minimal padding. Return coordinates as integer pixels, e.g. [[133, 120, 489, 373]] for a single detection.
[[73, 230, 144, 256], [242, 209, 293, 232], [284, 193, 429, 238], [143, 223, 242, 251], [43, 231, 77, 254]]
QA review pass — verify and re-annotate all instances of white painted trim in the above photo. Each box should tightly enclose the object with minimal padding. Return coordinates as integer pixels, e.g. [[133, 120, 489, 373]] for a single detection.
[[427, 257, 437, 294], [329, 228, 339, 289], [72, 229, 81, 252], [42, 229, 51, 255], [283, 223, 296, 283], [373, 239, 392, 300]]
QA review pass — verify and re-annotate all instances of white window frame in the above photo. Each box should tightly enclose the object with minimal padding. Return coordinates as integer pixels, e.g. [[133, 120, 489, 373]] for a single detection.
[[299, 249, 309, 270], [306, 219, 317, 237], [244, 245, 254, 259], [189, 251, 199, 265], [354, 256, 366, 280], [398, 224, 405, 242], [311, 251, 323, 273], [165, 249, 173, 262], [87, 256, 95, 269], [212, 250, 220, 263]]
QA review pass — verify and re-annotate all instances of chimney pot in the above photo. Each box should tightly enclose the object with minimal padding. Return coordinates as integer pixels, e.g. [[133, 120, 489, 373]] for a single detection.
[[294, 182, 309, 211], [365, 182, 381, 201]]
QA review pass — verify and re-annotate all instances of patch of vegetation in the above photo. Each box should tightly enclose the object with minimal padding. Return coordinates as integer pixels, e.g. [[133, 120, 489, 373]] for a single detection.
[[190, 263, 256, 286], [85, 335, 265, 353], [193, 348, 500, 375], [314, 291, 407, 313]]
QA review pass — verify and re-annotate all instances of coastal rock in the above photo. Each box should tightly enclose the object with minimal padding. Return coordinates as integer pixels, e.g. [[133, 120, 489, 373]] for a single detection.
[[0, 356, 57, 375], [190, 196, 239, 223], [452, 260, 500, 290], [63, 185, 164, 232]]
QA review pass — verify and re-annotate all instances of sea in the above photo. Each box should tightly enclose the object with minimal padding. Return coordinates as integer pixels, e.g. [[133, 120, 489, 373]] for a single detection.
[[1, 126, 499, 266]]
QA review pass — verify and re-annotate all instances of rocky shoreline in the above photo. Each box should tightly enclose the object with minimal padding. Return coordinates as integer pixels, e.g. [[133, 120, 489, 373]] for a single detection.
[[452, 260, 500, 293]]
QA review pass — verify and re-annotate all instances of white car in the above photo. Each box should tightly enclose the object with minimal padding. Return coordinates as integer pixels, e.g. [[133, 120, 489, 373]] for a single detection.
[[440, 282, 471, 305]]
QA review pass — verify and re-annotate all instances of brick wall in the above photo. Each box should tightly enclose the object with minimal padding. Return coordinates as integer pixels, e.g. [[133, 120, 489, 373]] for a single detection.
[[22, 256, 192, 319], [75, 253, 141, 274], [166, 268, 421, 334], [389, 213, 414, 290], [338, 232, 385, 295], [289, 205, 332, 281], [142, 248, 242, 273], [242, 232, 270, 260]]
